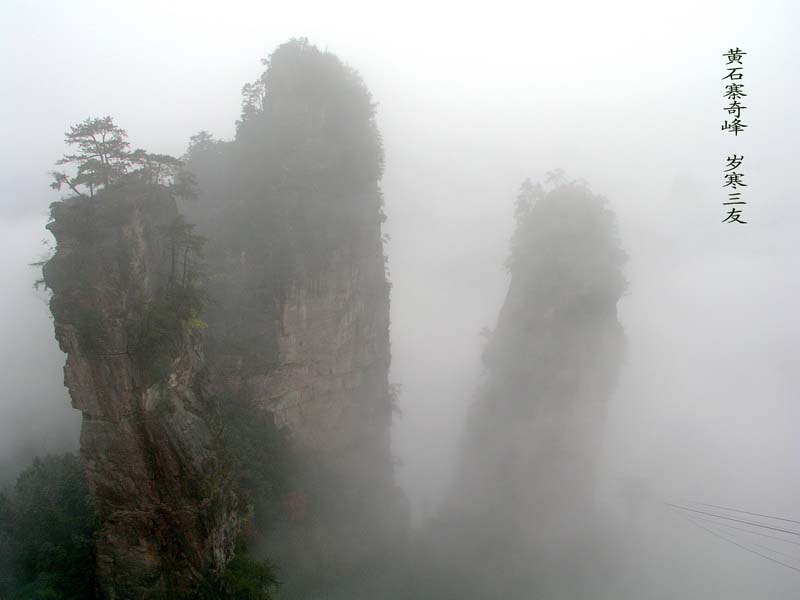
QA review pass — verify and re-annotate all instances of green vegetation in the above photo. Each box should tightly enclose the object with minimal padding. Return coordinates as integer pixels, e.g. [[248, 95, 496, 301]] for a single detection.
[[50, 116, 194, 201], [135, 214, 208, 386], [222, 549, 279, 600], [428, 173, 628, 599], [189, 399, 293, 599], [196, 543, 279, 600], [216, 397, 293, 530], [0, 454, 97, 600], [30, 39, 396, 598], [505, 170, 627, 299], [184, 37, 386, 288], [43, 116, 204, 382], [180, 39, 399, 598], [0, 442, 288, 600]]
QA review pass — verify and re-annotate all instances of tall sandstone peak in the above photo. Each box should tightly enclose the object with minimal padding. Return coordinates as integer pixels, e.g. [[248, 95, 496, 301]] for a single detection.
[[44, 189, 240, 598], [44, 39, 403, 598], [437, 178, 627, 594], [184, 40, 405, 593]]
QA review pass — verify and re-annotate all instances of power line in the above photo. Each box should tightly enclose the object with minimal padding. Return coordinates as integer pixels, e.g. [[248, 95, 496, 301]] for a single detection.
[[687, 513, 800, 549], [691, 515, 800, 562], [690, 501, 800, 526], [667, 503, 800, 537], [680, 513, 800, 575]]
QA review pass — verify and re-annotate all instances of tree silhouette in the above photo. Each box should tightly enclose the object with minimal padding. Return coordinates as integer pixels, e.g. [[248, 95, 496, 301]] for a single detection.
[[50, 116, 131, 197], [51, 116, 194, 200]]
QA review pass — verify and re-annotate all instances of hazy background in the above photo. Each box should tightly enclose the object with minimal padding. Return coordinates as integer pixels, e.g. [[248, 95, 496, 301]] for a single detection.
[[3, 0, 800, 596]]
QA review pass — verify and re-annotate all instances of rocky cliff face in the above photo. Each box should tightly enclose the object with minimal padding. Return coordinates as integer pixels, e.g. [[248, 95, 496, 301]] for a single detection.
[[198, 205, 401, 580], [43, 40, 403, 598], [181, 40, 406, 592], [238, 232, 393, 482], [44, 189, 240, 598], [440, 180, 626, 586], [194, 206, 393, 476]]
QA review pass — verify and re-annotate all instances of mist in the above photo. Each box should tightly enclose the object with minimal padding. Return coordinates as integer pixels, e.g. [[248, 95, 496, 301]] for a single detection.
[[3, 0, 800, 598]]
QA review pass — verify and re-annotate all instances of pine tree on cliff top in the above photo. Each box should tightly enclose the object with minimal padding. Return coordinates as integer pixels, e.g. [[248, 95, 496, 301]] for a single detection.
[[50, 116, 194, 200]]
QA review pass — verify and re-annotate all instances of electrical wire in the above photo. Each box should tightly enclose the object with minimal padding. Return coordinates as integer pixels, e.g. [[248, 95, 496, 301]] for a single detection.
[[667, 503, 800, 537], [678, 513, 800, 575], [689, 501, 800, 526]]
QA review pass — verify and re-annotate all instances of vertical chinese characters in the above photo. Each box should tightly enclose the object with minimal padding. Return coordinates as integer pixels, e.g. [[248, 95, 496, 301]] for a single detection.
[[721, 48, 748, 224]]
